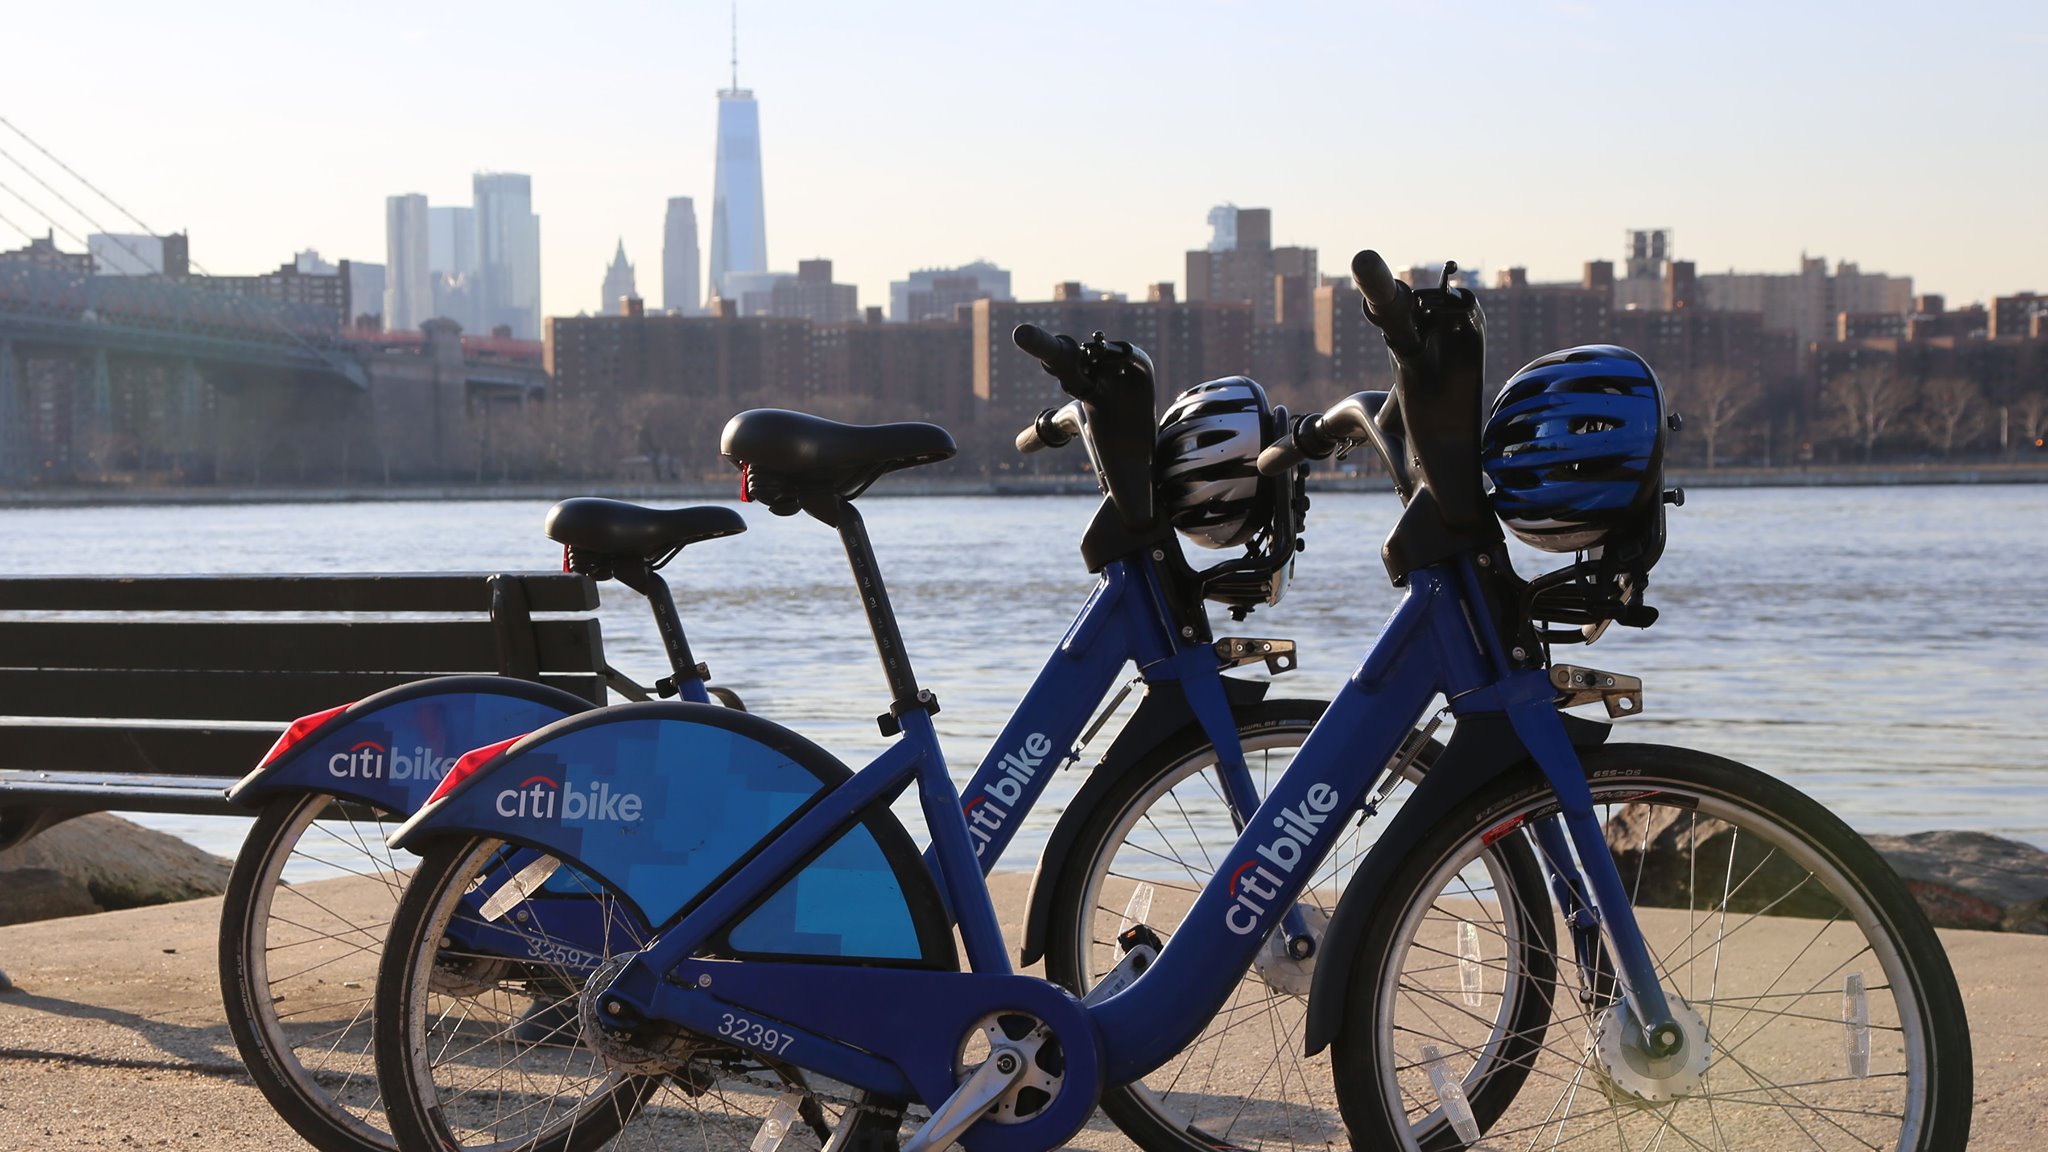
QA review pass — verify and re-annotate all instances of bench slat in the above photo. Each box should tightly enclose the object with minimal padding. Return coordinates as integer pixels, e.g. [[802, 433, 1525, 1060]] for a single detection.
[[0, 724, 281, 778], [0, 770, 247, 816], [0, 573, 598, 613], [0, 618, 604, 675], [0, 669, 605, 720]]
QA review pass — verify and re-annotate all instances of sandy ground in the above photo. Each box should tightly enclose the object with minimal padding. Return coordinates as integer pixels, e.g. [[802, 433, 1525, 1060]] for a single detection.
[[0, 873, 2039, 1150]]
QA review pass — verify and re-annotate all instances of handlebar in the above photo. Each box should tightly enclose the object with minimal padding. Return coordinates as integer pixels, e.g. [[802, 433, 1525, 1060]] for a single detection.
[[1257, 390, 1412, 497], [1016, 401, 1084, 454], [1009, 324, 1159, 533]]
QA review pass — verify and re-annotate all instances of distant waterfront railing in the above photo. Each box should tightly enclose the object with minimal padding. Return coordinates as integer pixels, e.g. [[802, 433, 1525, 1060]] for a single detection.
[[3, 461, 2047, 508]]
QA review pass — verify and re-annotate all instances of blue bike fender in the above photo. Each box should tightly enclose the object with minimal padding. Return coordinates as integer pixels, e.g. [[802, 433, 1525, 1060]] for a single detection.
[[388, 702, 954, 964], [1299, 710, 1610, 1057], [226, 675, 596, 813]]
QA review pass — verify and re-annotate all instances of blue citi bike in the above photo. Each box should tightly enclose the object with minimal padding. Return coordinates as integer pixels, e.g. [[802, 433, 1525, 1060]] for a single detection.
[[372, 249, 1969, 1152], [219, 430, 1396, 1152], [245, 335, 1468, 1152]]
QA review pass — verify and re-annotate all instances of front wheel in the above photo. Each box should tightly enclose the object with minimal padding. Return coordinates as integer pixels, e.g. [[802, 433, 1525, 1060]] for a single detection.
[[1333, 743, 1973, 1151], [1041, 699, 1557, 1152]]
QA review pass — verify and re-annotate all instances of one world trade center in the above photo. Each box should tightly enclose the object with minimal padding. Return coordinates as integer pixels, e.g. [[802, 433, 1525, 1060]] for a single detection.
[[707, 69, 766, 306]]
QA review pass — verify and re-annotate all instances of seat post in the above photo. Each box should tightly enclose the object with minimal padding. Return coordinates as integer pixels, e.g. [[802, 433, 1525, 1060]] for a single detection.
[[611, 560, 704, 692], [832, 501, 928, 724]]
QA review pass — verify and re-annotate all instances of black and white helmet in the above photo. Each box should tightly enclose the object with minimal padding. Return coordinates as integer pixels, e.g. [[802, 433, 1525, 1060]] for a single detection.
[[1157, 377, 1279, 549]]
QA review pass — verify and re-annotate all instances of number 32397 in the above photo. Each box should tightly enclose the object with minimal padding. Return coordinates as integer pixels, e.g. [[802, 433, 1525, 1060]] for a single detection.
[[718, 1012, 796, 1055]]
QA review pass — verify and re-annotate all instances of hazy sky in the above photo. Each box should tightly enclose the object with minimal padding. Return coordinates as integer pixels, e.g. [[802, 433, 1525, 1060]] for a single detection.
[[3, 1, 2043, 323]]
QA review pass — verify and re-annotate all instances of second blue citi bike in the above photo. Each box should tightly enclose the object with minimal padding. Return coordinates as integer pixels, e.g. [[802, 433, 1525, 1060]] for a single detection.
[[373, 249, 1969, 1152]]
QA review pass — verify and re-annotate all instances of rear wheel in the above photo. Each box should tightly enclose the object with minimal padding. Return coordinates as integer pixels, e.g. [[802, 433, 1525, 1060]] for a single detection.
[[372, 837, 904, 1152], [1334, 744, 1973, 1150], [1041, 701, 1555, 1152], [219, 793, 407, 1152]]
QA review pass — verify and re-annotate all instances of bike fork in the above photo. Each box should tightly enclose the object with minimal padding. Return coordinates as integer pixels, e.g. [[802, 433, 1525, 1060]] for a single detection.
[[1507, 696, 1686, 1058], [1179, 666, 1315, 949]]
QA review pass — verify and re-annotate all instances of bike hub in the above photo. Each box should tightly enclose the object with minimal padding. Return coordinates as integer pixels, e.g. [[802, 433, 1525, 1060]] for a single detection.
[[1594, 1000, 1711, 1104]]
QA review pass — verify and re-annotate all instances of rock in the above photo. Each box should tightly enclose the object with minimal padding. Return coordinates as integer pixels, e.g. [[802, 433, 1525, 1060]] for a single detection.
[[1602, 803, 1845, 920], [1604, 818, 2048, 933], [2002, 896, 2048, 935], [0, 813, 231, 923], [1863, 830, 2048, 907], [0, 867, 103, 927], [1901, 881, 2005, 931], [1865, 830, 2048, 931]]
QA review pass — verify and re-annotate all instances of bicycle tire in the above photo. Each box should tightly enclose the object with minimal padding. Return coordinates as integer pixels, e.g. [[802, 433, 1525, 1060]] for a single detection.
[[373, 836, 901, 1152], [1040, 699, 1556, 1152], [1332, 742, 1973, 1150], [218, 792, 408, 1152]]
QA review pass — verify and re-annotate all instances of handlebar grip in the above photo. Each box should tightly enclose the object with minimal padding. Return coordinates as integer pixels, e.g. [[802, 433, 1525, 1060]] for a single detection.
[[1256, 437, 1306, 477], [1257, 414, 1338, 475], [1016, 407, 1076, 455], [1351, 250, 1399, 314], [1012, 323, 1070, 368]]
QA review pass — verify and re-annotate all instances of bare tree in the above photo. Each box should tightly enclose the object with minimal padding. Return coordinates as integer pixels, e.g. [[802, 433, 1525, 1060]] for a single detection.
[[2015, 389, 2048, 459], [1910, 377, 1991, 459], [619, 391, 725, 481], [1824, 366, 1916, 463], [1668, 366, 1759, 469]]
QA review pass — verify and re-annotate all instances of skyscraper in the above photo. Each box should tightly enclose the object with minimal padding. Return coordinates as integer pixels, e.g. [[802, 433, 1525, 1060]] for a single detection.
[[473, 172, 542, 338], [428, 206, 477, 278], [663, 197, 702, 315], [601, 239, 638, 313], [707, 27, 766, 305], [384, 193, 432, 332]]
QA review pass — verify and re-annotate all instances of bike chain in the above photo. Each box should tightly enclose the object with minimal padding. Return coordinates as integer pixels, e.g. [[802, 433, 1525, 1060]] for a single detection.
[[591, 1022, 918, 1128]]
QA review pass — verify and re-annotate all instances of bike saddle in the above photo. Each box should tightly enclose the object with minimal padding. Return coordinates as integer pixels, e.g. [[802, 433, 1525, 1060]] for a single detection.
[[545, 498, 745, 562], [720, 408, 956, 512]]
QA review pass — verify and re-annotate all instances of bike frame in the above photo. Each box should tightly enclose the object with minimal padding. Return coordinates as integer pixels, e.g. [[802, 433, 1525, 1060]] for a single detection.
[[588, 551, 1678, 1126], [409, 535, 1294, 972]]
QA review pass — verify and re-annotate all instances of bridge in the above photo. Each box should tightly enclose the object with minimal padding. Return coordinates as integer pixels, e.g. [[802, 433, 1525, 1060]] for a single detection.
[[0, 115, 549, 488], [0, 259, 546, 487], [0, 260, 368, 386]]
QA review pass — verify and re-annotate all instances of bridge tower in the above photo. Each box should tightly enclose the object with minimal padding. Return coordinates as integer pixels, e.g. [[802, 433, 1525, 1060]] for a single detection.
[[0, 340, 18, 483]]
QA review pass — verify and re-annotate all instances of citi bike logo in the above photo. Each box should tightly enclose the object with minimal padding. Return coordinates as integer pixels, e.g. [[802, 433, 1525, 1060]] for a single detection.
[[964, 732, 1052, 858], [1224, 782, 1341, 935], [495, 774, 645, 823], [328, 741, 456, 782]]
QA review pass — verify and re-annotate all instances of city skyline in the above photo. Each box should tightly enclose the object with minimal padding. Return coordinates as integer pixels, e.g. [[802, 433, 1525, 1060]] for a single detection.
[[2, 1, 2042, 322]]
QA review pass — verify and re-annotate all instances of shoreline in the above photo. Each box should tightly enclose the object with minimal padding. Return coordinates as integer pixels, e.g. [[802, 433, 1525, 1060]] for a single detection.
[[4, 460, 2048, 508]]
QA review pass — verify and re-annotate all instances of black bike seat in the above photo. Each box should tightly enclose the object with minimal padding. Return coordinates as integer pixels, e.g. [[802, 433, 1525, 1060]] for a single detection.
[[544, 498, 745, 558], [720, 409, 956, 483]]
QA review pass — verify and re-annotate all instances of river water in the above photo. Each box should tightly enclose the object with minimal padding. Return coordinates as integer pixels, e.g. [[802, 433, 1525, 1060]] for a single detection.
[[3, 487, 2044, 863]]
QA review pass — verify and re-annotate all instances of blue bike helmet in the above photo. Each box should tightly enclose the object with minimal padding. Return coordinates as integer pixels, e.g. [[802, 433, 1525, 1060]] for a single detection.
[[1482, 345, 1667, 554]]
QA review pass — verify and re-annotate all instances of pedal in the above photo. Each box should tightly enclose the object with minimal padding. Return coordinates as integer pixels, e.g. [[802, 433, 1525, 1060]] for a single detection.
[[1550, 664, 1644, 718], [1083, 924, 1162, 1005], [1213, 637, 1297, 674]]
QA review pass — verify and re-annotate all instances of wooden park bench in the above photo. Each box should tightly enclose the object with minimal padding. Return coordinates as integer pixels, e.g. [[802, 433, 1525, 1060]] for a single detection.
[[0, 572, 629, 850]]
